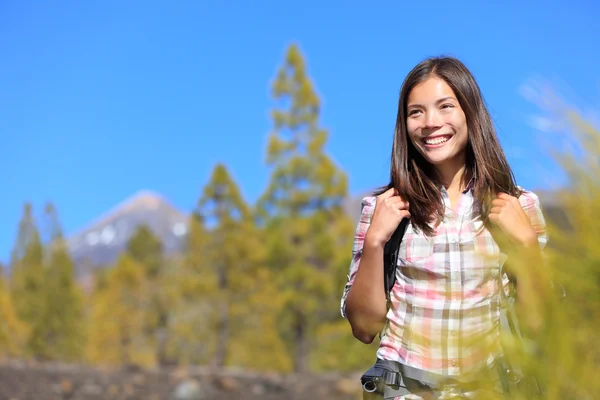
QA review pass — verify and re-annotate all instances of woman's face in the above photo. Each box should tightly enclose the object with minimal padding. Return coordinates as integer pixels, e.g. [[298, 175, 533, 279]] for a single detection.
[[406, 76, 469, 172]]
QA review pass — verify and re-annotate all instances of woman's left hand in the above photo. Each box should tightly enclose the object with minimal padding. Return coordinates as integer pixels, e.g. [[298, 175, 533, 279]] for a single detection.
[[489, 193, 538, 248]]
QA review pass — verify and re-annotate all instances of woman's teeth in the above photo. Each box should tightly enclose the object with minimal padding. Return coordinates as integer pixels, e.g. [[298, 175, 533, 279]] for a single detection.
[[424, 136, 450, 145]]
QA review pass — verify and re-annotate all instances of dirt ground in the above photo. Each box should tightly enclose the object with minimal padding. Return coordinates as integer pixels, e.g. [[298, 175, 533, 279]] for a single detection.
[[0, 360, 363, 400]]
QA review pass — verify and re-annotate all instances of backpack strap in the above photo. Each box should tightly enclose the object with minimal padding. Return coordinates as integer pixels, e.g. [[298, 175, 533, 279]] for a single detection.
[[383, 218, 410, 307]]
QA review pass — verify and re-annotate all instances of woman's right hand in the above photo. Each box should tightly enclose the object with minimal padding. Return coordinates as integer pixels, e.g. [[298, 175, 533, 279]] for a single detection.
[[365, 187, 410, 248]]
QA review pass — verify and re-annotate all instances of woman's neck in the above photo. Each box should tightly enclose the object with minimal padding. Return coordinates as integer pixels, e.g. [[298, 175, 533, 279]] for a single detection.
[[435, 162, 471, 211], [436, 161, 470, 193]]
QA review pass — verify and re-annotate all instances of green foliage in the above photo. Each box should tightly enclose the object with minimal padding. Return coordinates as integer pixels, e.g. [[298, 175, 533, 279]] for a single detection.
[[125, 225, 173, 365], [126, 225, 163, 278], [9, 203, 47, 357], [166, 211, 217, 365], [260, 43, 348, 218], [40, 202, 85, 361], [0, 274, 29, 359], [41, 203, 85, 361], [197, 163, 254, 367], [214, 164, 293, 370], [518, 112, 600, 399], [258, 43, 355, 373], [462, 107, 600, 398], [87, 253, 153, 367], [228, 266, 293, 372]]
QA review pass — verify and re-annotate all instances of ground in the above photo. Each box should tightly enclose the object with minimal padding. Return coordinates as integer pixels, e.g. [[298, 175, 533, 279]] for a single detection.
[[0, 360, 363, 400]]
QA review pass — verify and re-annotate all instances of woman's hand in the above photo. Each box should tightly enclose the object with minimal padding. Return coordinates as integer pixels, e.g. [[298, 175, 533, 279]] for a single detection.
[[489, 192, 538, 248], [490, 192, 546, 333], [365, 187, 411, 248]]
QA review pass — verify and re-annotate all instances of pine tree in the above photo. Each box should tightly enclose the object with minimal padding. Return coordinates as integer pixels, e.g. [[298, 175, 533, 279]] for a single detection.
[[125, 225, 171, 366], [87, 254, 152, 367], [10, 203, 47, 357], [228, 265, 292, 372], [0, 264, 28, 359], [168, 211, 217, 365], [258, 43, 354, 372], [41, 202, 85, 361], [198, 163, 279, 368], [125, 225, 163, 278]]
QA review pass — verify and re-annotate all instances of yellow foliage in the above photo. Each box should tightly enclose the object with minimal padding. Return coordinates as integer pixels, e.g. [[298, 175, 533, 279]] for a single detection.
[[0, 277, 29, 359], [86, 254, 155, 368], [227, 267, 292, 372], [311, 320, 377, 373], [465, 109, 600, 398]]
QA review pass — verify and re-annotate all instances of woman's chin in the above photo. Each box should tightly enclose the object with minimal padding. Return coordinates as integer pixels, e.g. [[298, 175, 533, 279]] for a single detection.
[[422, 150, 464, 167]]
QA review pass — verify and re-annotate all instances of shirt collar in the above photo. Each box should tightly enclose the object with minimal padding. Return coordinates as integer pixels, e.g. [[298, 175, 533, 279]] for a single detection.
[[439, 176, 475, 194]]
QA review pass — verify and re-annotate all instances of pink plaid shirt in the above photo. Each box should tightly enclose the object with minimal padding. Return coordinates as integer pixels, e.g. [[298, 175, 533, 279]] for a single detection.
[[341, 184, 548, 376]]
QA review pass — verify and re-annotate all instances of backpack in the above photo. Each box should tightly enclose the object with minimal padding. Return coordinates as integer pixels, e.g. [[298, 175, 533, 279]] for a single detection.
[[382, 217, 410, 306]]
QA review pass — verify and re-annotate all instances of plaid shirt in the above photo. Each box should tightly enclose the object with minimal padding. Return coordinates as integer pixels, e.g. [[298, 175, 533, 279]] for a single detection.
[[341, 184, 548, 376]]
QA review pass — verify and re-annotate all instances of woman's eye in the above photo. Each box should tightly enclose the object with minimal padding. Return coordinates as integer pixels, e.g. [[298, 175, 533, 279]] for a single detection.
[[408, 109, 422, 116], [441, 103, 454, 109]]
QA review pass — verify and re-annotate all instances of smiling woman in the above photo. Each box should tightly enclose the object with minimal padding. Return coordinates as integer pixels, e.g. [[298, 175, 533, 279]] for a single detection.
[[340, 56, 548, 399]]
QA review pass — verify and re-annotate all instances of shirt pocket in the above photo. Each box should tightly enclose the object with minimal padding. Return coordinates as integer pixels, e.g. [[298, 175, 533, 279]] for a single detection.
[[465, 220, 506, 266], [402, 231, 435, 263]]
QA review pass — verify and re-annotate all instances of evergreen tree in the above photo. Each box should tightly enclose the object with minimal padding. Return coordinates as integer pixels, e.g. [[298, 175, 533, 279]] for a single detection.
[[87, 254, 152, 367], [258, 43, 354, 372], [40, 202, 85, 361], [125, 225, 171, 366], [228, 265, 292, 372], [198, 163, 279, 368], [125, 225, 163, 278], [0, 265, 28, 358], [168, 211, 217, 365], [10, 203, 47, 357]]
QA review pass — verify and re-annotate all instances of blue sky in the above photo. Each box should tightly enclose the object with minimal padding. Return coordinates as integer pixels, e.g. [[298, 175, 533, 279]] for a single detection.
[[2, 0, 599, 262]]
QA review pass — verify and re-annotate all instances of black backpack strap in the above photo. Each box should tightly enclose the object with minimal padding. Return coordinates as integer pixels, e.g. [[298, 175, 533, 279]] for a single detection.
[[383, 218, 409, 306]]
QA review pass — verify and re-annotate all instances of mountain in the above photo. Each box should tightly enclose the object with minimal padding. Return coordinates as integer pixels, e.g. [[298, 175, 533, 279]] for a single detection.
[[67, 190, 189, 277]]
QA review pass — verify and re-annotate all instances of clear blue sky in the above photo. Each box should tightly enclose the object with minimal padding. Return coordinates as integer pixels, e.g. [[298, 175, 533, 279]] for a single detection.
[[2, 0, 599, 263]]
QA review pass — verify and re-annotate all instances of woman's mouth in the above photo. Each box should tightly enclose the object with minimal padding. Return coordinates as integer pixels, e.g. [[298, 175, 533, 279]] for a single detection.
[[422, 134, 452, 148]]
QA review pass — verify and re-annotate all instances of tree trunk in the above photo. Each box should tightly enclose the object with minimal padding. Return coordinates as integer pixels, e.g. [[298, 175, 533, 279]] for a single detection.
[[213, 266, 228, 367], [213, 300, 229, 367], [294, 310, 308, 373]]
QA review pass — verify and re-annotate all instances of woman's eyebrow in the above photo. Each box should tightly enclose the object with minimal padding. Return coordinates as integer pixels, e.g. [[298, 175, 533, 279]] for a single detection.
[[436, 96, 457, 104], [407, 96, 458, 109]]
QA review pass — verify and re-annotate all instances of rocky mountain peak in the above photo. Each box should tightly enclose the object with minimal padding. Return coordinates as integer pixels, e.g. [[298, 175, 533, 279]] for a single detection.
[[67, 190, 189, 274]]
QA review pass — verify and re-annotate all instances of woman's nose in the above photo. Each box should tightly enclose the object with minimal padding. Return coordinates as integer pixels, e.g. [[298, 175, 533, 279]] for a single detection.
[[424, 111, 442, 129]]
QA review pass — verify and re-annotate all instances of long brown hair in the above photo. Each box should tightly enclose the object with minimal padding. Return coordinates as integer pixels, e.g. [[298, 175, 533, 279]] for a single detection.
[[376, 56, 521, 235]]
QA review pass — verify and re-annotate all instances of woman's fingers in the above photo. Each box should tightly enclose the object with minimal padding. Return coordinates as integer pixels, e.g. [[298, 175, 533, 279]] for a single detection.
[[382, 196, 409, 211], [378, 187, 398, 200], [491, 199, 506, 207]]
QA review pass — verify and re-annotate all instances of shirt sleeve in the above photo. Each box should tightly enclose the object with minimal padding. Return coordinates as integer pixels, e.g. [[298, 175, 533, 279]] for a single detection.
[[340, 196, 377, 318], [518, 189, 548, 250]]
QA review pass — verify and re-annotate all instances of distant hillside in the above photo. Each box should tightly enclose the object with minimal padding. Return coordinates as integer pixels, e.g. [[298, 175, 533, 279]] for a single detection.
[[66, 190, 370, 274], [67, 191, 189, 277]]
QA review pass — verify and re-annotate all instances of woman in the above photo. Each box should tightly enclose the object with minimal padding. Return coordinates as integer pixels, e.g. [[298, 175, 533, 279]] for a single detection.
[[341, 56, 547, 399]]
